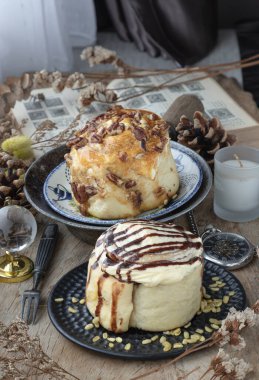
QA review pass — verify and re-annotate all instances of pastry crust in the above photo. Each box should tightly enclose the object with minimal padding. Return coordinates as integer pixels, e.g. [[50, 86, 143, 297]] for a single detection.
[[86, 220, 203, 333], [66, 106, 179, 219]]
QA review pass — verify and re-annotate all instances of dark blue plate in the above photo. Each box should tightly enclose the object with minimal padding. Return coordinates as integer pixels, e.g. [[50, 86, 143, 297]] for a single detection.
[[48, 261, 246, 360]]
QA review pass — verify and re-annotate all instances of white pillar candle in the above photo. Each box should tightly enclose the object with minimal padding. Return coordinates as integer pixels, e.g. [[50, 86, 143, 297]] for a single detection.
[[224, 160, 259, 169], [214, 146, 259, 222]]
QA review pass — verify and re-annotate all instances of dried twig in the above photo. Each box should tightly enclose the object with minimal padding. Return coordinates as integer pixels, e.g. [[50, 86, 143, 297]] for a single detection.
[[0, 319, 80, 380], [130, 302, 259, 380]]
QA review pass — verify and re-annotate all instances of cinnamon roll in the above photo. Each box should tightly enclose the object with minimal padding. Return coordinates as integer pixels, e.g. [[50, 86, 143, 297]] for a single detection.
[[86, 220, 203, 333], [65, 106, 179, 219]]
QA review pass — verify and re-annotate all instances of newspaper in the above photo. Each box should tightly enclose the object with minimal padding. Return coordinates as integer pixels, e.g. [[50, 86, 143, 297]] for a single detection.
[[13, 74, 258, 157]]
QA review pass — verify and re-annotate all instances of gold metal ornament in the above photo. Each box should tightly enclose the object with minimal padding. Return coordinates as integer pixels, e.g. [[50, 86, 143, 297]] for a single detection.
[[0, 205, 37, 283], [0, 250, 34, 283]]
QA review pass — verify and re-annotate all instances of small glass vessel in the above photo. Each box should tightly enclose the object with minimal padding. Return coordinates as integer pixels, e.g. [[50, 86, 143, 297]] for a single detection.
[[0, 205, 37, 282]]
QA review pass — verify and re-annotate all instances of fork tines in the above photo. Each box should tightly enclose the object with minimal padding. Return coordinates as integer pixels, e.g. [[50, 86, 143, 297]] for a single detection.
[[21, 291, 40, 324]]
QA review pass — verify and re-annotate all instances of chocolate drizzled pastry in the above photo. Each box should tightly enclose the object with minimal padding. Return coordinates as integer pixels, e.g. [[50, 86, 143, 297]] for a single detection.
[[86, 220, 203, 333], [65, 107, 179, 219]]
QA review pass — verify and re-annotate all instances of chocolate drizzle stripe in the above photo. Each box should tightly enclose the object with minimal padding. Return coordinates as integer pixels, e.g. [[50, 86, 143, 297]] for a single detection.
[[95, 221, 203, 284], [111, 283, 121, 331], [95, 275, 105, 317], [113, 226, 186, 243], [117, 240, 202, 258], [131, 256, 202, 270]]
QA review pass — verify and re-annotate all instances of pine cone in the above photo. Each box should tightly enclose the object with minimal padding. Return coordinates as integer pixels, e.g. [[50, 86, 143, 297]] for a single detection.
[[175, 111, 236, 166], [0, 151, 31, 208]]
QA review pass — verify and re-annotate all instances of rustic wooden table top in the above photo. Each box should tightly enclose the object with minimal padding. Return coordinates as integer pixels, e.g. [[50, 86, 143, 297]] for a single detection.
[[1, 190, 258, 380]]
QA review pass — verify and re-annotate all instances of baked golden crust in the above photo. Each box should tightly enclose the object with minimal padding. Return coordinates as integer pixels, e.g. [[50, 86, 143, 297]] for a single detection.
[[66, 106, 179, 219]]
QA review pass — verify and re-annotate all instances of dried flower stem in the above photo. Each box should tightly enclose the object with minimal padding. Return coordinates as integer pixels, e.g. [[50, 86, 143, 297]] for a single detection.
[[177, 366, 201, 379], [130, 337, 218, 380], [75, 54, 259, 82], [131, 301, 259, 380], [0, 319, 81, 379]]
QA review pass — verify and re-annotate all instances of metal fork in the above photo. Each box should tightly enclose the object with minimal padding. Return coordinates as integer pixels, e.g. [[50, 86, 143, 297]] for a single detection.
[[21, 223, 59, 324]]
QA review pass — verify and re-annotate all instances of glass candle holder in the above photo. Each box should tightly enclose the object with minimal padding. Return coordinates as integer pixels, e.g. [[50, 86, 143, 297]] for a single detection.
[[214, 145, 259, 222]]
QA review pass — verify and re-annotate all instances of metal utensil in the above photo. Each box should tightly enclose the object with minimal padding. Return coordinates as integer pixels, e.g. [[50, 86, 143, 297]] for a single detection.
[[186, 210, 199, 236], [21, 223, 59, 324]]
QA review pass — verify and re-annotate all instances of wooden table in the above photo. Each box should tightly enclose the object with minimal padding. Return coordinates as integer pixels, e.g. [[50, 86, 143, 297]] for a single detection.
[[1, 191, 258, 380]]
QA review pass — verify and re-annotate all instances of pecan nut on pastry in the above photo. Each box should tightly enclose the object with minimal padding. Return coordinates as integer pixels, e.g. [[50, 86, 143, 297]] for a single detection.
[[86, 220, 204, 333], [65, 106, 179, 219]]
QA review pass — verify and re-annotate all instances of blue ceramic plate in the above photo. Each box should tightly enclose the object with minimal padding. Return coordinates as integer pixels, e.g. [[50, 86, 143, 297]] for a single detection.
[[43, 142, 203, 225], [47, 261, 246, 360]]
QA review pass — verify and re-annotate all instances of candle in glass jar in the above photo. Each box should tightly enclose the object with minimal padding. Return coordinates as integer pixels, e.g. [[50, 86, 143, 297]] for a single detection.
[[224, 159, 259, 169], [214, 146, 259, 222]]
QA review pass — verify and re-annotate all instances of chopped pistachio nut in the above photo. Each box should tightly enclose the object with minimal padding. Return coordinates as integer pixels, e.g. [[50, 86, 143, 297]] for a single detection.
[[211, 324, 219, 330], [159, 336, 167, 344], [191, 333, 201, 341], [199, 336, 206, 342], [92, 336, 100, 342], [103, 332, 108, 339], [54, 297, 64, 303], [151, 335, 159, 342], [124, 343, 131, 351], [205, 326, 213, 333], [79, 298, 85, 304], [229, 291, 235, 296], [204, 294, 211, 299], [223, 295, 229, 304], [85, 323, 94, 330], [142, 339, 152, 345], [68, 306, 77, 313], [107, 337, 116, 342], [71, 297, 78, 303], [173, 343, 183, 349], [184, 338, 194, 344], [216, 307, 221, 313], [209, 318, 221, 325], [211, 288, 219, 292], [172, 328, 181, 336], [184, 331, 190, 339], [108, 343, 114, 348], [163, 342, 172, 351], [189, 336, 199, 343], [184, 322, 191, 328], [92, 317, 100, 328], [212, 276, 220, 281], [116, 337, 123, 343], [196, 328, 204, 334]]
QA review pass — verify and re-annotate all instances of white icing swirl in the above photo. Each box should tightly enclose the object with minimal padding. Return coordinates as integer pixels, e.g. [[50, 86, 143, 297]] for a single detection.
[[93, 220, 203, 286]]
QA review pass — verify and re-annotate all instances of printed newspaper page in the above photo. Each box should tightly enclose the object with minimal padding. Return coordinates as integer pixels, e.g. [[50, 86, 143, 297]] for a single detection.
[[13, 73, 258, 157]]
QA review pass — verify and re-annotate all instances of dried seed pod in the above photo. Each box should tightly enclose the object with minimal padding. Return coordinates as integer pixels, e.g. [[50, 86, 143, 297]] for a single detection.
[[0, 150, 31, 208], [176, 111, 236, 167]]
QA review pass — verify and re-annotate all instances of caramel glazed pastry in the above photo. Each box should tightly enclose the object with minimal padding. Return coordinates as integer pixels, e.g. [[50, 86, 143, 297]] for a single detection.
[[65, 106, 179, 219], [86, 220, 204, 333]]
